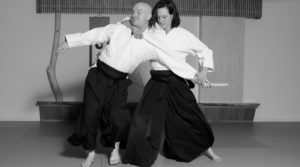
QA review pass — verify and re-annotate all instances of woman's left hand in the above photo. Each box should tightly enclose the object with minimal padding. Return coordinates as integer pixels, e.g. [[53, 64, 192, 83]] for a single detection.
[[200, 79, 212, 88]]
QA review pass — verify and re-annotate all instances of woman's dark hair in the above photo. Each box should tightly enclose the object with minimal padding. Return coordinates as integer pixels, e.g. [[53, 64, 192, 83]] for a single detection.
[[149, 0, 181, 28]]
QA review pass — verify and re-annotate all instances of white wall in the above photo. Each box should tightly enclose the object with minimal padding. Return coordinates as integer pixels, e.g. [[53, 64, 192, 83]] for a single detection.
[[1, 0, 300, 121], [244, 0, 300, 121], [0, 0, 92, 120], [0, 0, 199, 121]]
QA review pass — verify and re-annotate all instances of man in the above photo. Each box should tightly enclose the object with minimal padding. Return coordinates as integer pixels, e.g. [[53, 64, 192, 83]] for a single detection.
[[57, 2, 202, 167]]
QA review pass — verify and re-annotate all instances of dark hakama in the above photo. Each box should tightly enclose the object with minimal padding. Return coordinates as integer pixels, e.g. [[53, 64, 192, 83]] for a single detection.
[[67, 60, 132, 150], [123, 70, 214, 167]]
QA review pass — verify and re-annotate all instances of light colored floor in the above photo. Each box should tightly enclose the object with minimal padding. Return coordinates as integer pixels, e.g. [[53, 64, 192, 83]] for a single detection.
[[0, 122, 299, 167]]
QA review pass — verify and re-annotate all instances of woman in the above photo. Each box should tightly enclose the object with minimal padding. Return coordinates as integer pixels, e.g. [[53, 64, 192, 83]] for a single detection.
[[123, 0, 221, 166]]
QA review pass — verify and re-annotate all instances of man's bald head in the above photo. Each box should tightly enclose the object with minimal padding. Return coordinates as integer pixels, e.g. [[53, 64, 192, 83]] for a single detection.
[[130, 2, 152, 30], [133, 2, 152, 15]]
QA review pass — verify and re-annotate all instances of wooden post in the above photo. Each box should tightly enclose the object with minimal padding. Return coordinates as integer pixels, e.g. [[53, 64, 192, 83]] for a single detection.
[[47, 12, 63, 102]]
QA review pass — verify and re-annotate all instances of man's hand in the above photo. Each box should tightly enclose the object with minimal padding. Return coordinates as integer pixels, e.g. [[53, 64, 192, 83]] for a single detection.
[[132, 28, 143, 39], [122, 20, 132, 29], [56, 41, 69, 56]]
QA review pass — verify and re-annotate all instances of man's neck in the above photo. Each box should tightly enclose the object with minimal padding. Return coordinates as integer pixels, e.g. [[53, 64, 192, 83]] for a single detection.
[[129, 21, 148, 32], [131, 26, 147, 33]]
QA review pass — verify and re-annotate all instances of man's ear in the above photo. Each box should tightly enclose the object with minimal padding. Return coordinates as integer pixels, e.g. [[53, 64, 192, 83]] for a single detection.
[[147, 14, 152, 21]]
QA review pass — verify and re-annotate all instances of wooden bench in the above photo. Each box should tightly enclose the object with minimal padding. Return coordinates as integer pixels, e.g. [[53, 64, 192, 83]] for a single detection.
[[37, 101, 259, 122]]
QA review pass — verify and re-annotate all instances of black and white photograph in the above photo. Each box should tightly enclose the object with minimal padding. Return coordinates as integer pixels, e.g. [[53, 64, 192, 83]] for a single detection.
[[0, 0, 299, 167]]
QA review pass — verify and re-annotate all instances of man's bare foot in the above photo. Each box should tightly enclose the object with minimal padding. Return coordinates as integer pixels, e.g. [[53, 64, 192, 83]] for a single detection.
[[109, 142, 120, 165], [81, 150, 95, 167], [204, 147, 222, 162]]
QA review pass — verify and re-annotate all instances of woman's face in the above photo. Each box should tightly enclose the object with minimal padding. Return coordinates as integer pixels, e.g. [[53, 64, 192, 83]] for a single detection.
[[157, 7, 173, 32]]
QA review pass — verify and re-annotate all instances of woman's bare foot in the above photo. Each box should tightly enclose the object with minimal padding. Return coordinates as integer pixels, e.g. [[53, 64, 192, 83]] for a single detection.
[[81, 150, 95, 167], [109, 142, 121, 165], [204, 147, 222, 162]]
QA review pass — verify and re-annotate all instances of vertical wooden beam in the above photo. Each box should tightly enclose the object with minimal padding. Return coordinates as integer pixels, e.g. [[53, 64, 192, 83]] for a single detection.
[[47, 11, 63, 102]]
